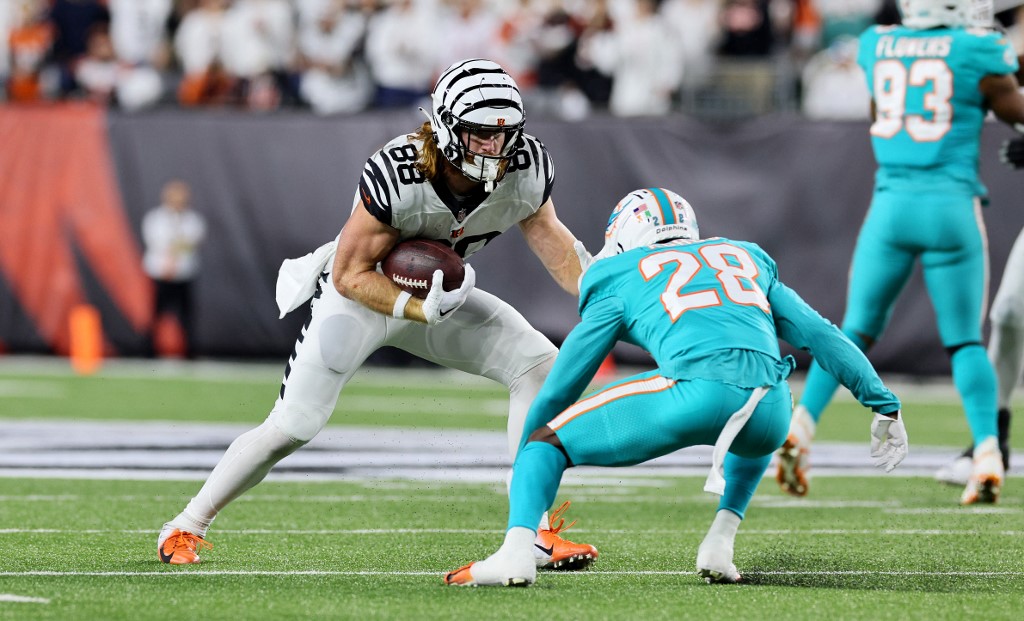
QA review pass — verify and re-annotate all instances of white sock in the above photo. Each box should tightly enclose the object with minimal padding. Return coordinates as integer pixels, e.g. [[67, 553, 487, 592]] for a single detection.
[[173, 421, 304, 536], [497, 527, 536, 557], [505, 358, 556, 533], [707, 509, 741, 542], [790, 405, 816, 445], [505, 358, 554, 455]]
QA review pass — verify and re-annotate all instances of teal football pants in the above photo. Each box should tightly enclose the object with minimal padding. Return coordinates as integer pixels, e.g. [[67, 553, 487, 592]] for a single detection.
[[800, 189, 997, 443], [507, 372, 792, 531]]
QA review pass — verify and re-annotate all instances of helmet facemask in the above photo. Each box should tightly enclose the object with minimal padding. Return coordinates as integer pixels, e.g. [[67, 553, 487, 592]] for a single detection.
[[898, 0, 992, 28], [602, 188, 700, 258], [425, 59, 525, 192]]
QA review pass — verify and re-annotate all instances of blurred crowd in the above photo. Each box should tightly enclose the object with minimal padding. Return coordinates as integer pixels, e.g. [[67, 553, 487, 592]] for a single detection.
[[1, 0, 1022, 120]]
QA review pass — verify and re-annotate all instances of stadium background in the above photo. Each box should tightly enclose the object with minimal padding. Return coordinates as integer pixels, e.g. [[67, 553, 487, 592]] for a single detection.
[[1, 106, 1022, 375]]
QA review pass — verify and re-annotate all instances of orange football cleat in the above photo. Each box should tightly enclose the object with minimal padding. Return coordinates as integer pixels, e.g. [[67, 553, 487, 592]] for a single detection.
[[961, 438, 1005, 505], [534, 501, 598, 570], [775, 434, 809, 497], [444, 563, 478, 586], [158, 527, 213, 565]]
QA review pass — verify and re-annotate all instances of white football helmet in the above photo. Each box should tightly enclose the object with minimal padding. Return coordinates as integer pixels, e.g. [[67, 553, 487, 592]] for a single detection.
[[899, 0, 992, 29], [602, 188, 699, 256], [426, 59, 525, 192]]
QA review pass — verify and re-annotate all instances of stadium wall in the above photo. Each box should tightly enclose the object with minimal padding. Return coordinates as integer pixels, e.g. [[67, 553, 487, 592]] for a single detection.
[[1, 105, 1021, 375]]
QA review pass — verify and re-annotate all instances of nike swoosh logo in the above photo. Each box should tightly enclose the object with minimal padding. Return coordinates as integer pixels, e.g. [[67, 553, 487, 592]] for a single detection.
[[535, 543, 555, 556], [439, 307, 453, 317], [158, 544, 174, 563]]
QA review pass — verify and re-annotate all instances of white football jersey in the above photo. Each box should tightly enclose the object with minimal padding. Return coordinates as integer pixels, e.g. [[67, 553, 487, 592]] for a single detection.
[[356, 132, 555, 259]]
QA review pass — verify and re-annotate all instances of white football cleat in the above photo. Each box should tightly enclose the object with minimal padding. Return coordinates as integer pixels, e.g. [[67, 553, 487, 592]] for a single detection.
[[935, 453, 973, 487], [961, 438, 1005, 505], [696, 539, 741, 584], [444, 547, 537, 587], [696, 510, 742, 584]]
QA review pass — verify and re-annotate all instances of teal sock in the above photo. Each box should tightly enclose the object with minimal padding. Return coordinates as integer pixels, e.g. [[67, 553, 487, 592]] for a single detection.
[[719, 452, 771, 520], [507, 442, 567, 532], [801, 328, 869, 423], [951, 344, 998, 445]]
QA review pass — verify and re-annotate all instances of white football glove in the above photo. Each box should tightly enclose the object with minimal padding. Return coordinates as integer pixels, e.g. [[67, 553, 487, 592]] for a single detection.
[[870, 411, 908, 473], [421, 264, 475, 325], [574, 240, 593, 291]]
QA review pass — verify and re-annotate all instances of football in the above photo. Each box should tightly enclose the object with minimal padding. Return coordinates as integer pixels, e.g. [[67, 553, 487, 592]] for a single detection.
[[382, 239, 465, 299]]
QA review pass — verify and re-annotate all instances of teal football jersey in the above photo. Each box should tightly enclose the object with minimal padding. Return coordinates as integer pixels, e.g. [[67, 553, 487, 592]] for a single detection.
[[516, 237, 901, 452], [857, 25, 1018, 195], [580, 238, 783, 380]]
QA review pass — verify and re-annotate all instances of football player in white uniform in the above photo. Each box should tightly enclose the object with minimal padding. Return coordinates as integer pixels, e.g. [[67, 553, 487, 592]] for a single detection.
[[935, 132, 1024, 485], [157, 59, 598, 569]]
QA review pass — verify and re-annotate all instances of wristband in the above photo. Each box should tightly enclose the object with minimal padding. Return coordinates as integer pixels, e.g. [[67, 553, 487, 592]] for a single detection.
[[392, 291, 412, 319]]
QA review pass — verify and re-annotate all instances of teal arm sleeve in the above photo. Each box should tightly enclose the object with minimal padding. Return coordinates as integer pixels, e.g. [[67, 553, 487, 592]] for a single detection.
[[517, 297, 625, 453], [769, 281, 901, 415]]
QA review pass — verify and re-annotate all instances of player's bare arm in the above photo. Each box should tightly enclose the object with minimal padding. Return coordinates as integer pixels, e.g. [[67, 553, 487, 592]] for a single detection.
[[519, 199, 582, 296], [981, 73, 1024, 126], [331, 206, 429, 323]]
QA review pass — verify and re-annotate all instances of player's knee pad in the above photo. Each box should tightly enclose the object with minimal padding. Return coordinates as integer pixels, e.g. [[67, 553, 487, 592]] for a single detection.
[[510, 353, 555, 396], [267, 401, 334, 443], [259, 419, 308, 455], [990, 293, 1024, 329]]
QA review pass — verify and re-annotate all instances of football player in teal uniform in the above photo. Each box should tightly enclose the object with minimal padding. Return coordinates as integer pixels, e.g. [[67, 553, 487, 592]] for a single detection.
[[445, 188, 908, 587], [778, 0, 1024, 505]]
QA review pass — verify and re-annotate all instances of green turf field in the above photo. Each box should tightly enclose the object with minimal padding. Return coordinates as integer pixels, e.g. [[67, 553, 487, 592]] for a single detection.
[[0, 359, 1017, 447], [1, 360, 1022, 620], [1, 477, 1022, 620]]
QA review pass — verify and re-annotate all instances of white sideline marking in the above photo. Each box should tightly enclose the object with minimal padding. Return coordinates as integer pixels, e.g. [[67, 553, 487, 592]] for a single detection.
[[0, 594, 50, 603], [886, 507, 1021, 514], [4, 528, 1024, 536], [0, 570, 1019, 578], [337, 396, 507, 416], [0, 380, 64, 398]]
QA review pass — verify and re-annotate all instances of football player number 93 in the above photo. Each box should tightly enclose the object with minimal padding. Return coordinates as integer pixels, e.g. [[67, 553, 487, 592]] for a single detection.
[[639, 244, 770, 322], [871, 59, 954, 142]]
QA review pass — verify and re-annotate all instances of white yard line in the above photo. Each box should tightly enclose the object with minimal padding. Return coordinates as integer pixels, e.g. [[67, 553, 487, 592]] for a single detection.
[[336, 395, 507, 416], [2, 527, 1023, 536], [0, 380, 65, 398], [0, 570, 1018, 578], [0, 594, 50, 603]]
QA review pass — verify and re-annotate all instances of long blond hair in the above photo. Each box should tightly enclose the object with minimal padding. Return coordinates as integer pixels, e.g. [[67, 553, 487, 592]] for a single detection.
[[411, 122, 443, 181], [409, 121, 512, 183]]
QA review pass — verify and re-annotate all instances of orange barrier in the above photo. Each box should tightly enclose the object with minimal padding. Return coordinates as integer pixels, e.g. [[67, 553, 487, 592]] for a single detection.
[[0, 104, 152, 356], [69, 304, 103, 374], [594, 353, 618, 382]]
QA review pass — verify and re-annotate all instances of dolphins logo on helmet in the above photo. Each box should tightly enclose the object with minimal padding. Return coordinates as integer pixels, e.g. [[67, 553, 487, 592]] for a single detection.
[[603, 188, 700, 256]]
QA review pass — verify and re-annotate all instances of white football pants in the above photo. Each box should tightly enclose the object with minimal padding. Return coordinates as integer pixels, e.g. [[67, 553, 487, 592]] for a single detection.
[[989, 228, 1024, 409], [268, 270, 557, 442]]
